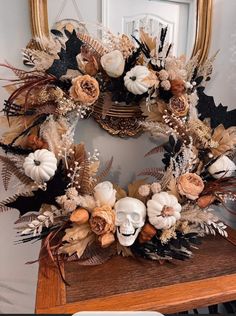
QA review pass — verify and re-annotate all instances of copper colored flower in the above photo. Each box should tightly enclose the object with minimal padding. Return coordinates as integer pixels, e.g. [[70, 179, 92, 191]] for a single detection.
[[90, 205, 115, 235], [169, 95, 189, 117], [177, 173, 204, 200], [170, 79, 185, 97], [70, 75, 99, 105]]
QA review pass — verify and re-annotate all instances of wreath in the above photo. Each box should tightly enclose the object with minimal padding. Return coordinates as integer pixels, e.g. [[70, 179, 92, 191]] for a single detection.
[[0, 24, 236, 273]]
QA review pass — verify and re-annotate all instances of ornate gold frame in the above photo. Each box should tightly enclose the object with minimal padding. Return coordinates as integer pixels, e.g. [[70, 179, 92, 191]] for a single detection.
[[28, 0, 213, 137], [28, 0, 213, 63]]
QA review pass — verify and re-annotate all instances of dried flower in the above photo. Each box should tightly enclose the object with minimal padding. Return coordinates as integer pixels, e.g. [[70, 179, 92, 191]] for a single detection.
[[177, 173, 204, 200], [70, 75, 99, 105], [63, 199, 77, 213], [169, 95, 189, 117], [170, 79, 185, 97], [138, 184, 151, 197], [66, 187, 78, 199], [150, 182, 162, 194], [159, 70, 169, 81], [90, 205, 115, 235], [101, 50, 125, 78], [160, 80, 171, 91]]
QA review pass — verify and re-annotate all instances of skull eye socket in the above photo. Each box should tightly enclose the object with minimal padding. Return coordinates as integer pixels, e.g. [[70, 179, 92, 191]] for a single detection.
[[116, 211, 126, 221], [131, 212, 141, 222]]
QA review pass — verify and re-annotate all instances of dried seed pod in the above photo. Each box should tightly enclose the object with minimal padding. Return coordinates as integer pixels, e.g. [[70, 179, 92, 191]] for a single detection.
[[197, 195, 216, 209], [138, 223, 157, 244], [70, 208, 90, 225], [99, 232, 115, 248]]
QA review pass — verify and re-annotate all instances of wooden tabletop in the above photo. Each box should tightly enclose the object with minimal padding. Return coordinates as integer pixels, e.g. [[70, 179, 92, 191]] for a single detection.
[[35, 227, 236, 314]]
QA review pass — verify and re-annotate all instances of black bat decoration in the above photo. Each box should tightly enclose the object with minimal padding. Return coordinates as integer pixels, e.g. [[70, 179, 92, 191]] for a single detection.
[[197, 87, 236, 128], [6, 163, 68, 216], [46, 30, 84, 79]]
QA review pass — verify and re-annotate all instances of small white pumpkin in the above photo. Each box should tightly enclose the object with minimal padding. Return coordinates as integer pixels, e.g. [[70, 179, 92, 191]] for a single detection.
[[147, 192, 181, 230], [208, 155, 236, 179], [23, 149, 57, 183], [124, 65, 151, 95]]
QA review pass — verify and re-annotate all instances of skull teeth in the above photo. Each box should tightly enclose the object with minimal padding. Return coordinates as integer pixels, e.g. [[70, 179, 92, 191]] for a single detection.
[[118, 227, 138, 236]]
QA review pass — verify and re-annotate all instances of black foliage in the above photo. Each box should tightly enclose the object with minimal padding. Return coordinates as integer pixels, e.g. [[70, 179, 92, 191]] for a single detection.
[[51, 29, 64, 37], [162, 135, 183, 169], [158, 87, 173, 102], [197, 87, 236, 128], [132, 36, 150, 59], [124, 46, 142, 72], [6, 163, 68, 216], [0, 142, 32, 155], [132, 231, 201, 261], [158, 27, 168, 53], [46, 30, 84, 79]]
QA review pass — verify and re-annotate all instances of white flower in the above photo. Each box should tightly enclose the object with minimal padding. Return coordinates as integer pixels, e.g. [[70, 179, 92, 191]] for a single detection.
[[147, 192, 181, 229], [100, 50, 125, 78], [138, 184, 151, 197], [94, 181, 117, 207], [208, 155, 236, 179]]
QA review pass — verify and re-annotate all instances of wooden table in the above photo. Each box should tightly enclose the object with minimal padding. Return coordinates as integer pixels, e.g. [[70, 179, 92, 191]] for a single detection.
[[35, 227, 236, 314]]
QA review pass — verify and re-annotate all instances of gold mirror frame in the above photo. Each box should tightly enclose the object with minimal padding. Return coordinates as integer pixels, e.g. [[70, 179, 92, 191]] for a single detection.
[[28, 0, 213, 137]]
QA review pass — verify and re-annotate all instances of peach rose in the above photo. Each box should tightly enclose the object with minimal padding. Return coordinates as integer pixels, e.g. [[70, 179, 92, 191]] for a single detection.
[[70, 75, 99, 105], [169, 95, 189, 117], [177, 173, 204, 200]]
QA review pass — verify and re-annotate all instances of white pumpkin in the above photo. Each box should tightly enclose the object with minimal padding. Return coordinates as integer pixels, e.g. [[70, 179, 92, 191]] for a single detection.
[[147, 192, 181, 230], [124, 65, 151, 95], [23, 149, 57, 183], [208, 155, 236, 179]]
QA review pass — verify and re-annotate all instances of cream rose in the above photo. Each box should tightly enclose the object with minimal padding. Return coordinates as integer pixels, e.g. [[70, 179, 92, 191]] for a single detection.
[[101, 50, 125, 78], [177, 173, 204, 200], [94, 181, 117, 207], [208, 155, 236, 179]]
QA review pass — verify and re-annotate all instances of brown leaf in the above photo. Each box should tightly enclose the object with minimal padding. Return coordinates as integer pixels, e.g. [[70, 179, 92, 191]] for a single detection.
[[112, 184, 127, 200], [128, 178, 148, 202]]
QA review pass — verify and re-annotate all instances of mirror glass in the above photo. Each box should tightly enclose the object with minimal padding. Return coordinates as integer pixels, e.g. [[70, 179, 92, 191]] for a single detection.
[[47, 0, 197, 57]]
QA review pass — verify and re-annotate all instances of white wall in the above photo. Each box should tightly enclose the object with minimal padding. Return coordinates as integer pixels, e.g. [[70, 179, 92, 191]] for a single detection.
[[0, 0, 235, 313]]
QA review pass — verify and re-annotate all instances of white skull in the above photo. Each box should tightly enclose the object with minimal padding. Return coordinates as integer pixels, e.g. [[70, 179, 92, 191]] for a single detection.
[[114, 197, 146, 246]]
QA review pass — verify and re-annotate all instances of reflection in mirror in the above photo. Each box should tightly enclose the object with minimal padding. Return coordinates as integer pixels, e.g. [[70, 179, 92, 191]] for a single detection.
[[46, 0, 196, 58]]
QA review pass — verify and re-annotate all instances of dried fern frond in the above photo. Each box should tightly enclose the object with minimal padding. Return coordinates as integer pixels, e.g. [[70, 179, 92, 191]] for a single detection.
[[77, 159, 96, 195], [1, 162, 12, 190], [144, 143, 165, 157], [0, 154, 32, 188], [95, 157, 113, 184], [138, 168, 164, 181], [140, 121, 172, 138]]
